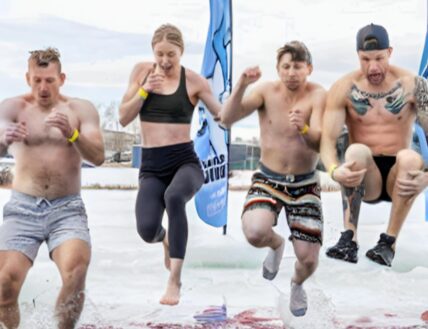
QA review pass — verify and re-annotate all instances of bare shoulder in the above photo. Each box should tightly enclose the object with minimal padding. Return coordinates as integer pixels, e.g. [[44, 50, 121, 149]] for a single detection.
[[329, 71, 357, 95], [68, 97, 99, 119], [390, 65, 414, 79], [396, 72, 420, 92], [307, 81, 326, 94], [184, 67, 206, 85], [258, 80, 277, 94], [0, 95, 27, 109], [130, 61, 155, 82], [0, 95, 27, 118]]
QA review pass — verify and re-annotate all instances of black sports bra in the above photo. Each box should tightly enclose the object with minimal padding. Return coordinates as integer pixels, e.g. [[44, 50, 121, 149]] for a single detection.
[[139, 66, 195, 124]]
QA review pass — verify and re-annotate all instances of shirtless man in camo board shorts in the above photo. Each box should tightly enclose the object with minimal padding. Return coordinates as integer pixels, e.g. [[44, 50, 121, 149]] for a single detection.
[[220, 41, 326, 317]]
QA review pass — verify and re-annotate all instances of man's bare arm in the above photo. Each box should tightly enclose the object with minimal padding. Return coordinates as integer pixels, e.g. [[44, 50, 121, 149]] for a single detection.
[[414, 76, 428, 133], [302, 87, 327, 151], [73, 100, 105, 166], [0, 98, 25, 156], [320, 80, 348, 171], [220, 67, 263, 126]]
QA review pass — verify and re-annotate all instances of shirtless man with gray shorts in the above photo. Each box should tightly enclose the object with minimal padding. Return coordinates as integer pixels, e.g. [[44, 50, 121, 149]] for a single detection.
[[0, 48, 104, 329]]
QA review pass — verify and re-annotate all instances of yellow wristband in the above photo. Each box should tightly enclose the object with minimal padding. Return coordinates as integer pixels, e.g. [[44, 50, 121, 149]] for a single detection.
[[138, 87, 149, 100], [328, 164, 338, 179], [300, 124, 309, 135], [67, 129, 79, 143]]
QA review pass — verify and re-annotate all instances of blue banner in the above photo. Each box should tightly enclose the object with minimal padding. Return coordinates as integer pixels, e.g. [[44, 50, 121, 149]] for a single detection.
[[194, 0, 232, 228], [417, 29, 428, 164], [418, 4, 428, 221]]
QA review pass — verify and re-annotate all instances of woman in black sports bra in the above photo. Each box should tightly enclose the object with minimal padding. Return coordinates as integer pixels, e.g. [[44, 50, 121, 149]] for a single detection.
[[119, 23, 221, 306]]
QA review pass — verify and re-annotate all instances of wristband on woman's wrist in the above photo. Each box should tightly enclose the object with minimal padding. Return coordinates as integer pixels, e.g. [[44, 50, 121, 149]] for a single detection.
[[138, 87, 149, 100]]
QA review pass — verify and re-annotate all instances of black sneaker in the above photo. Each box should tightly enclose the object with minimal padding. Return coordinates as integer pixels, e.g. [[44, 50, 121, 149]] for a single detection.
[[366, 233, 396, 267], [326, 230, 359, 263]]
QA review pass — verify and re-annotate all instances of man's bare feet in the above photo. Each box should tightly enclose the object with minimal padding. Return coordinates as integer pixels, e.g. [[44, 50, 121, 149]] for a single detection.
[[162, 235, 171, 270], [159, 280, 181, 306]]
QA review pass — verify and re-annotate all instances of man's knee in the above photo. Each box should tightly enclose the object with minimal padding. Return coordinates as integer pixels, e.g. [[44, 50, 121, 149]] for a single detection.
[[61, 263, 88, 291], [396, 149, 423, 171], [0, 274, 19, 306], [297, 254, 318, 271], [345, 144, 372, 168], [243, 224, 269, 247]]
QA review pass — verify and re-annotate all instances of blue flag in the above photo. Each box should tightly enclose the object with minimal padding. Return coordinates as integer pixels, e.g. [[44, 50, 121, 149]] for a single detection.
[[417, 8, 428, 221], [194, 0, 232, 228], [417, 29, 428, 164]]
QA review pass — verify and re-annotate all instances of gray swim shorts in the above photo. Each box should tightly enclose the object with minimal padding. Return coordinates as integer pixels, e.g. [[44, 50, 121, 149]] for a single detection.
[[0, 191, 91, 262]]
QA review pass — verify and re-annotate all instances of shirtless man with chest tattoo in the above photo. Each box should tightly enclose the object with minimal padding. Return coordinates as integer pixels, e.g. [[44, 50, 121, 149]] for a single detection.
[[321, 24, 428, 267]]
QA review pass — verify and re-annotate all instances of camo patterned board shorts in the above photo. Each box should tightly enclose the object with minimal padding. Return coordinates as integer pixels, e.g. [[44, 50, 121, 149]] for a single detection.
[[242, 166, 323, 244]]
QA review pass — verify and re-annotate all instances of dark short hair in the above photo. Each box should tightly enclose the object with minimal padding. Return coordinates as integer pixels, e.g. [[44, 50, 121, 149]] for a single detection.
[[277, 41, 312, 66], [356, 24, 390, 51], [28, 47, 62, 71]]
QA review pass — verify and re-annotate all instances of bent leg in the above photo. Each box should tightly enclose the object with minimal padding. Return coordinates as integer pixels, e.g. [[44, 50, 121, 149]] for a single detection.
[[161, 163, 204, 305], [366, 150, 424, 266], [51, 240, 90, 329], [292, 240, 320, 285], [164, 163, 203, 259], [159, 258, 183, 306], [242, 208, 284, 280], [289, 240, 320, 317], [0, 251, 31, 329], [327, 144, 381, 263], [242, 208, 282, 249], [341, 144, 382, 237], [386, 149, 424, 238], [135, 176, 167, 244]]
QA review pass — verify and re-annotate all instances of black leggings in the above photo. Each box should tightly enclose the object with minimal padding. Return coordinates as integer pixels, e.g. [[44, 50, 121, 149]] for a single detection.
[[135, 143, 204, 259]]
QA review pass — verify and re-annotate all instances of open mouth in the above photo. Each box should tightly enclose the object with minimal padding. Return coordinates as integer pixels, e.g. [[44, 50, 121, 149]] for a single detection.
[[368, 73, 383, 84], [159, 65, 172, 72]]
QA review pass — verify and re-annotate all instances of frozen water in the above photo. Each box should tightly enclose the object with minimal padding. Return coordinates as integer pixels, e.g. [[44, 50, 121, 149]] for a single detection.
[[0, 168, 427, 328]]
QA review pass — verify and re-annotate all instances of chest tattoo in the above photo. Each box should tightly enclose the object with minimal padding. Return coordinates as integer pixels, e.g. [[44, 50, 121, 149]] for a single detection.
[[348, 83, 409, 116]]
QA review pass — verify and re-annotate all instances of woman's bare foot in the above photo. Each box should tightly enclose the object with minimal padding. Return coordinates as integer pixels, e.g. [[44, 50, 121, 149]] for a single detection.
[[162, 236, 171, 270], [159, 280, 181, 306]]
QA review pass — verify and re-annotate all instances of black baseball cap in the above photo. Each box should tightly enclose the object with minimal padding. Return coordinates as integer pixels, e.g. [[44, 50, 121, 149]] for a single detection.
[[356, 24, 390, 51]]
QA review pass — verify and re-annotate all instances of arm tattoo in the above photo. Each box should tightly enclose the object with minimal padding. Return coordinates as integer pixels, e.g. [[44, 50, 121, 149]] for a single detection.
[[415, 76, 428, 130], [341, 184, 365, 229]]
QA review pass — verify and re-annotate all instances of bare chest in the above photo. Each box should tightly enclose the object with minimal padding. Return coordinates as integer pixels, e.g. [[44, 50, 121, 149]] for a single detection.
[[18, 106, 79, 146], [346, 83, 415, 126], [260, 94, 312, 130]]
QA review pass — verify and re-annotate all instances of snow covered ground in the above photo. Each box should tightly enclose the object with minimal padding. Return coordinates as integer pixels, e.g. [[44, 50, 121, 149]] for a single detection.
[[0, 167, 427, 329]]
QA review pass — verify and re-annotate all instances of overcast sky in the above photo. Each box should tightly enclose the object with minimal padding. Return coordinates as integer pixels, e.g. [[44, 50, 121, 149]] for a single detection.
[[0, 0, 426, 139]]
